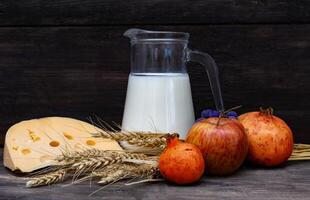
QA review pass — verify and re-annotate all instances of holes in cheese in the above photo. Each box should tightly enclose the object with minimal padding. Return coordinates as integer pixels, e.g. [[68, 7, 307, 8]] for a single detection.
[[63, 132, 73, 140], [86, 140, 96, 146], [12, 146, 19, 151], [21, 148, 31, 155], [49, 141, 60, 147]]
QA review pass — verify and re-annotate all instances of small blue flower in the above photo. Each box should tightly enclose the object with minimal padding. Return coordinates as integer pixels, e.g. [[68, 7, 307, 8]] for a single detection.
[[227, 111, 238, 118], [201, 109, 213, 118], [199, 108, 239, 120], [196, 117, 205, 122], [210, 110, 220, 117]]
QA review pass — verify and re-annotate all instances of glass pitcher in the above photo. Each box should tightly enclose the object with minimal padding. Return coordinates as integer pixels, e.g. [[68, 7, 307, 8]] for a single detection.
[[121, 29, 224, 138]]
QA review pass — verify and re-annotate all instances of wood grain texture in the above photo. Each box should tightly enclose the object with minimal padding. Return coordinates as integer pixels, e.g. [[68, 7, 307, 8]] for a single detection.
[[0, 149, 310, 200], [0, 25, 310, 145], [0, 0, 310, 25]]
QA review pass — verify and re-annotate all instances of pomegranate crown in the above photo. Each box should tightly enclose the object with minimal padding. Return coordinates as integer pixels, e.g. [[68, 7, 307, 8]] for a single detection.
[[166, 133, 180, 147], [259, 107, 274, 116]]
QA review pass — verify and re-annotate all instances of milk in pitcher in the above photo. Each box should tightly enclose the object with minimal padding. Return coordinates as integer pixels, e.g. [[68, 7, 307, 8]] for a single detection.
[[122, 73, 195, 138]]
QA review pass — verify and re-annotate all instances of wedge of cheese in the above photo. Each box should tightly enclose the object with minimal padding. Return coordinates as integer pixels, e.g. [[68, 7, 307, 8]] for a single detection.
[[3, 117, 122, 172]]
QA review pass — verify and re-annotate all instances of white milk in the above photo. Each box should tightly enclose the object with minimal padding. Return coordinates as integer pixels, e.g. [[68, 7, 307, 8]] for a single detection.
[[122, 73, 195, 139]]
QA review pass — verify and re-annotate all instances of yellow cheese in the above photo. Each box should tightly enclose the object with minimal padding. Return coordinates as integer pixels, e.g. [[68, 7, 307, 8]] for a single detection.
[[3, 117, 122, 172]]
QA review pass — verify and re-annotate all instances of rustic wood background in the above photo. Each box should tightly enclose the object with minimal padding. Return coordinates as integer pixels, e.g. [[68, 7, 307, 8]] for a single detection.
[[0, 0, 310, 146]]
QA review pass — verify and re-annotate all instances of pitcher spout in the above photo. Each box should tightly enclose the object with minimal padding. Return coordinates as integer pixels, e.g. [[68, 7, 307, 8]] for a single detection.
[[123, 28, 151, 39]]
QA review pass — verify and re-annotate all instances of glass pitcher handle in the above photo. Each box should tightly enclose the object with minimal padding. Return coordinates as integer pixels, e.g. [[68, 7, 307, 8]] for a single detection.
[[187, 50, 225, 112]]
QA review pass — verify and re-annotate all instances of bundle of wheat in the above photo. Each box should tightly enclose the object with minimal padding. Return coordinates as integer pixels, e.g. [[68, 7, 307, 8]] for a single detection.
[[26, 149, 160, 188], [26, 131, 167, 188], [289, 144, 310, 161], [25, 128, 310, 188]]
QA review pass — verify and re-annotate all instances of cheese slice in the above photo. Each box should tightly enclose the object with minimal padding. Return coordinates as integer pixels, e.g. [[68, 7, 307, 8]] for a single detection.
[[3, 117, 122, 172]]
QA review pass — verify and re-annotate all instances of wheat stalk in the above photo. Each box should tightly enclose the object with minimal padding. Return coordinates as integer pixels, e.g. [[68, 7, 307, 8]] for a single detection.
[[91, 131, 177, 156], [92, 130, 169, 150], [25, 149, 155, 187], [97, 163, 159, 185], [72, 156, 122, 179], [57, 149, 116, 163], [57, 149, 147, 163], [69, 151, 149, 179], [92, 130, 168, 140], [289, 143, 310, 161], [130, 164, 160, 179], [98, 170, 128, 185], [293, 143, 310, 151], [66, 161, 159, 193], [126, 137, 167, 148], [26, 168, 67, 188], [87, 117, 173, 155]]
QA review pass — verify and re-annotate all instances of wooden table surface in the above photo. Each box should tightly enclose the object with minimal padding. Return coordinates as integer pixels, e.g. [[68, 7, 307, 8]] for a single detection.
[[0, 149, 309, 200]]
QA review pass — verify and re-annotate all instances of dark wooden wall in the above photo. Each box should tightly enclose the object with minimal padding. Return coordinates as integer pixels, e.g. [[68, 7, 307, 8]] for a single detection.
[[1, 0, 310, 146]]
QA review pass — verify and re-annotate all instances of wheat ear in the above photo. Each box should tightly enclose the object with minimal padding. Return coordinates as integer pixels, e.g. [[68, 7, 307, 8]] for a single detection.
[[92, 130, 168, 140], [92, 131, 169, 149], [98, 169, 128, 185], [71, 151, 148, 179], [126, 137, 167, 148], [26, 169, 67, 188], [97, 163, 159, 185], [72, 156, 122, 178], [57, 149, 116, 163]]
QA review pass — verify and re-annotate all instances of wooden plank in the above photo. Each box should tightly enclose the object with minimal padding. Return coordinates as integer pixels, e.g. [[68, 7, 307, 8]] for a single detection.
[[0, 0, 310, 26], [1, 149, 310, 200], [0, 25, 310, 146]]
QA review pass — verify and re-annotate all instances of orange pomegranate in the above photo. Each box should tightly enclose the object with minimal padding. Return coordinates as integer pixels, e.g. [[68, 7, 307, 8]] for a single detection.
[[239, 109, 294, 166], [159, 135, 205, 184]]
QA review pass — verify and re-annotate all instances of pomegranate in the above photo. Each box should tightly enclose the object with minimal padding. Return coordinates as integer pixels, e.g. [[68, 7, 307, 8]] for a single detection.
[[186, 117, 248, 175], [159, 135, 205, 184], [239, 108, 294, 166]]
